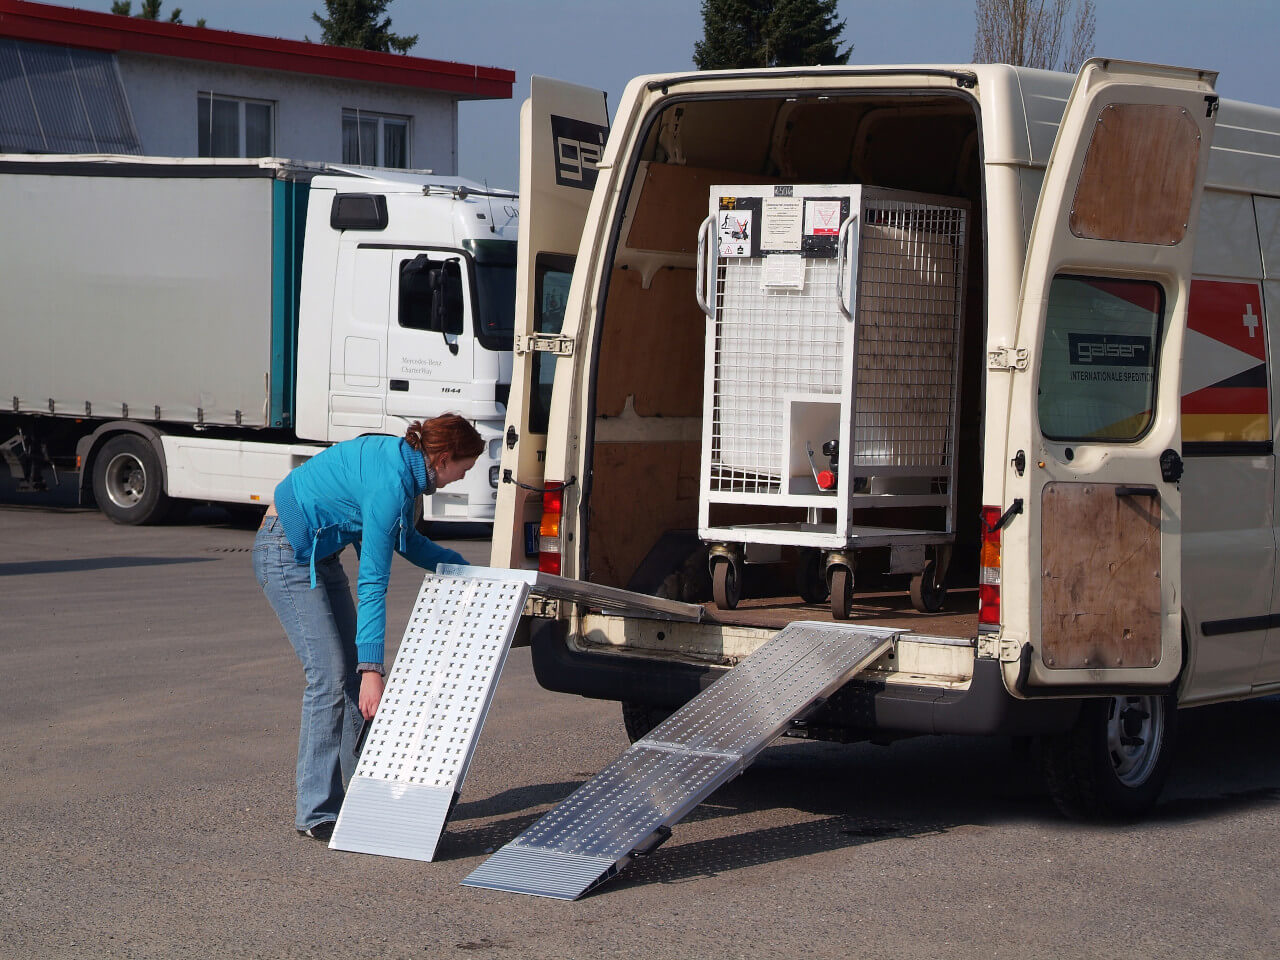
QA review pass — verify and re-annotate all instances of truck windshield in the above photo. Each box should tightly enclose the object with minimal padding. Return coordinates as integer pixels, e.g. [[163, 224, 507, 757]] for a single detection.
[[463, 239, 517, 352]]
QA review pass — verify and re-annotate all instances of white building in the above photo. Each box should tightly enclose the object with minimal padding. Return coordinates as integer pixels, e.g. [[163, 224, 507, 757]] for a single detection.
[[0, 0, 514, 172]]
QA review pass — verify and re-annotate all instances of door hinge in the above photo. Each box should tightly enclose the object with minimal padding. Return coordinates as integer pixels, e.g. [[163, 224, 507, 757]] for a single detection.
[[987, 345, 1029, 371], [514, 334, 575, 357], [976, 636, 1025, 662], [523, 595, 560, 619]]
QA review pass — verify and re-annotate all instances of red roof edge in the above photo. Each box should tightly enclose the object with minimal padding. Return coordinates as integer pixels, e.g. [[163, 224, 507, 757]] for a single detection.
[[0, 0, 515, 99]]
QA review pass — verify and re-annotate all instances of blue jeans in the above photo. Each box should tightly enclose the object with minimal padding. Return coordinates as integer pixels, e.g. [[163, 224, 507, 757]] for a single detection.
[[253, 515, 363, 830]]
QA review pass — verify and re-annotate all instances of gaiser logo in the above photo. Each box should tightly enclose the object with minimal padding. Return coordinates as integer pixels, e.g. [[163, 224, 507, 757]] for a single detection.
[[1068, 333, 1152, 367]]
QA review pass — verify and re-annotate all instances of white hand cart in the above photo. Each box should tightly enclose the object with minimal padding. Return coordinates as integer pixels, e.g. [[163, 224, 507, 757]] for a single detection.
[[695, 184, 969, 618]]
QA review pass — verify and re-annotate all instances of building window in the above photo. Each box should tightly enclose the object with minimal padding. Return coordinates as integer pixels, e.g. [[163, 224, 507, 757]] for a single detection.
[[197, 93, 273, 158], [342, 109, 409, 168]]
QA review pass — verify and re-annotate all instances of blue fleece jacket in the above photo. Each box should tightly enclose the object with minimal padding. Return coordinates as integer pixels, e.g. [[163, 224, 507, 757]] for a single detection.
[[272, 435, 466, 665]]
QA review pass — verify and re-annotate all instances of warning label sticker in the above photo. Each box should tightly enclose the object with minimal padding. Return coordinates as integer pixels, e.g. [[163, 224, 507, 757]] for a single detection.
[[762, 197, 803, 250], [718, 208, 754, 257], [805, 199, 842, 236]]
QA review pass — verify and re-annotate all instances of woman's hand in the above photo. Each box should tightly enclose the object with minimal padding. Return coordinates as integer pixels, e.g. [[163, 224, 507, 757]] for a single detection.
[[359, 670, 385, 719]]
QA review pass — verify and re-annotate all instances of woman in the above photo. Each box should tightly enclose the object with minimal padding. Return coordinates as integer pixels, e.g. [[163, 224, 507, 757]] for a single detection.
[[252, 414, 483, 841]]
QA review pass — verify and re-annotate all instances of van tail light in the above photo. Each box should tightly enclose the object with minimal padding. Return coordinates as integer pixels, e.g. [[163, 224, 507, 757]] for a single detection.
[[538, 486, 563, 575], [978, 505, 1002, 631]]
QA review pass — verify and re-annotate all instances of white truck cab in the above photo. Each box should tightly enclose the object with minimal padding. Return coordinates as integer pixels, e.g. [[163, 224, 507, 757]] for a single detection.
[[492, 62, 1280, 818]]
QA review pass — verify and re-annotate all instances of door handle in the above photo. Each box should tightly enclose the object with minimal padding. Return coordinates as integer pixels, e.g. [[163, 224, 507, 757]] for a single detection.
[[390, 379, 408, 392], [1114, 486, 1158, 498]]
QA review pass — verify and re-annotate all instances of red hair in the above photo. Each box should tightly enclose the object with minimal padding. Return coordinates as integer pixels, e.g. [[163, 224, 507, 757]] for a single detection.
[[404, 414, 484, 468]]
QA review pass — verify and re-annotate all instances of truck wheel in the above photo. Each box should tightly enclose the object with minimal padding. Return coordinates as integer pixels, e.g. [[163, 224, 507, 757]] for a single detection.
[[909, 560, 947, 612], [1034, 693, 1177, 820], [829, 565, 854, 620], [92, 434, 171, 525], [712, 556, 741, 610], [621, 701, 673, 744]]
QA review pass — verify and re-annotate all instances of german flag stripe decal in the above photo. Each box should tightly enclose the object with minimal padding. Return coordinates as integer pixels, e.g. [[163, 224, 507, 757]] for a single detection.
[[1182, 280, 1270, 444]]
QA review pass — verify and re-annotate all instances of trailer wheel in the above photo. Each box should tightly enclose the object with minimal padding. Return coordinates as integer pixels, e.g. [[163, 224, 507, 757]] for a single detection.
[[829, 566, 854, 620], [909, 560, 947, 613], [711, 557, 741, 610], [92, 434, 171, 525], [795, 550, 829, 604], [621, 701, 673, 744], [1034, 693, 1177, 820]]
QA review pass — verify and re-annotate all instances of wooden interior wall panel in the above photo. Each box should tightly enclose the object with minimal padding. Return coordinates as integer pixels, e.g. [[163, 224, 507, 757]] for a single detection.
[[587, 440, 700, 588], [1070, 102, 1200, 245], [625, 163, 774, 254], [595, 266, 704, 417], [1041, 482, 1162, 669]]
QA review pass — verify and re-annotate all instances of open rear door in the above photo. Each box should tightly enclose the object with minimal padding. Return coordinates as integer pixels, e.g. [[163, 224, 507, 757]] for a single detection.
[[491, 76, 609, 568], [1003, 59, 1217, 690]]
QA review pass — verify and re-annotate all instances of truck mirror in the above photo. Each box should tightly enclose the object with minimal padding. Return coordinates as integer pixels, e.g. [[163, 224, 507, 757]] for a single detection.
[[433, 259, 465, 336]]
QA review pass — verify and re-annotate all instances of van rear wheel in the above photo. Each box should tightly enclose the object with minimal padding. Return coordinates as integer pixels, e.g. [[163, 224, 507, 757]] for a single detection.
[[621, 701, 672, 744], [1034, 693, 1176, 820]]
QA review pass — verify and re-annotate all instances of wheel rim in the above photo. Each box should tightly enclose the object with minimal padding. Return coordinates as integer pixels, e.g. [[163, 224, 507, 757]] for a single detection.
[[103, 452, 147, 509], [1105, 694, 1164, 787]]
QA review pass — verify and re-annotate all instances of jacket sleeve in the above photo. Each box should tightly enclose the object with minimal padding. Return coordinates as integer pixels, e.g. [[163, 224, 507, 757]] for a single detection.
[[352, 495, 401, 666], [400, 525, 467, 571]]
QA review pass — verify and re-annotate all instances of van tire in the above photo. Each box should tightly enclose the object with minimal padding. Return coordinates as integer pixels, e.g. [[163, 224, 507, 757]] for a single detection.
[[1034, 693, 1176, 820], [622, 701, 672, 744], [91, 434, 172, 525]]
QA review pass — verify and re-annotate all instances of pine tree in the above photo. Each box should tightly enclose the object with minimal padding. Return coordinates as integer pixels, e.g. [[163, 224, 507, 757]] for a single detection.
[[311, 0, 418, 55], [111, 0, 204, 26], [694, 0, 850, 70]]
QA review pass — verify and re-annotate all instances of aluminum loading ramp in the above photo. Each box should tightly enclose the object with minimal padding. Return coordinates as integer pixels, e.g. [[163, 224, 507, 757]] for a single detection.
[[462, 621, 901, 900], [330, 567, 702, 861]]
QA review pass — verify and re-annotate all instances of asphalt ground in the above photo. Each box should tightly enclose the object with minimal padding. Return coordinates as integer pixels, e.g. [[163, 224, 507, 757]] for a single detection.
[[2, 497, 1279, 959]]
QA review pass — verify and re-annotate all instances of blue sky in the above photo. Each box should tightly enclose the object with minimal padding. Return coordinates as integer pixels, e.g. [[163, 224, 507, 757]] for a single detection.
[[71, 0, 1280, 188]]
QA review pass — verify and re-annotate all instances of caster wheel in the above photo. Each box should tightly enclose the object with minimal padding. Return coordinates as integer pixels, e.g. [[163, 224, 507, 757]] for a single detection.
[[795, 550, 829, 604], [829, 565, 853, 620], [909, 560, 947, 613], [712, 557, 741, 610]]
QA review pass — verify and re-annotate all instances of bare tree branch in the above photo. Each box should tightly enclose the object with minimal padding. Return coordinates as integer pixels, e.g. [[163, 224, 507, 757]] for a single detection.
[[973, 0, 1091, 71]]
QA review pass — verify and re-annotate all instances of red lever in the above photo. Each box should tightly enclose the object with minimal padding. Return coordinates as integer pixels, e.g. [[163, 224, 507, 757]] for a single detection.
[[817, 470, 836, 490]]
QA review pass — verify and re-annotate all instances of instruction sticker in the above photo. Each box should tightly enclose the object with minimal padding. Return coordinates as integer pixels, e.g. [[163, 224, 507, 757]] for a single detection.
[[761, 253, 806, 290], [762, 197, 803, 251]]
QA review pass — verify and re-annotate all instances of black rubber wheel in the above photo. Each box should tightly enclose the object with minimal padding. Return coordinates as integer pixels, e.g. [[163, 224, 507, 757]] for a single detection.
[[712, 557, 741, 610], [1034, 693, 1177, 820], [795, 550, 829, 604], [829, 565, 853, 620], [91, 434, 172, 525], [621, 701, 674, 744], [909, 559, 947, 613]]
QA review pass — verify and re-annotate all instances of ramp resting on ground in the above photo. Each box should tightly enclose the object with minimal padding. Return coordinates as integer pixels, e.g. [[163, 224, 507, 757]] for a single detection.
[[462, 620, 900, 899]]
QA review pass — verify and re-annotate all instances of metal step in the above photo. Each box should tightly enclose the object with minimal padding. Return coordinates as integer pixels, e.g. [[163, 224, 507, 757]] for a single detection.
[[329, 572, 530, 861], [462, 621, 900, 899], [437, 563, 703, 622]]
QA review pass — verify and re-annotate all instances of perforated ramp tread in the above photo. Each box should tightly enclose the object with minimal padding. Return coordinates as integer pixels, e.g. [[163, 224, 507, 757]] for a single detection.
[[462, 621, 899, 899], [329, 573, 530, 861]]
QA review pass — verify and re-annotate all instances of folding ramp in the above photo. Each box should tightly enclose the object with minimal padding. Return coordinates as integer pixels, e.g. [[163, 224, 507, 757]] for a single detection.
[[329, 566, 701, 861], [462, 620, 901, 899]]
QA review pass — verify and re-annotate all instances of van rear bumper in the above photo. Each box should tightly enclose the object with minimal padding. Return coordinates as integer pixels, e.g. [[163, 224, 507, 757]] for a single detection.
[[529, 619, 1081, 737]]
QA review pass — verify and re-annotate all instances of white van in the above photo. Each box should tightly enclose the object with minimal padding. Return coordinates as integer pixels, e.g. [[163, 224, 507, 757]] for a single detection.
[[492, 61, 1280, 819]]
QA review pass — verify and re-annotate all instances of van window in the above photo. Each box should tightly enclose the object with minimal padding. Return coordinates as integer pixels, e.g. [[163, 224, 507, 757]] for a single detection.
[[529, 254, 574, 434], [1038, 275, 1164, 441]]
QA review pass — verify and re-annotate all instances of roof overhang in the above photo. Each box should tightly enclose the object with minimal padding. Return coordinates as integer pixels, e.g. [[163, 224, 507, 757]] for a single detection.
[[0, 0, 514, 99]]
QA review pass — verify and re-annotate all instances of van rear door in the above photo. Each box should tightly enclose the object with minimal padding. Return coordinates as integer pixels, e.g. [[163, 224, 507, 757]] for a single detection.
[[1003, 59, 1217, 690], [491, 76, 609, 568]]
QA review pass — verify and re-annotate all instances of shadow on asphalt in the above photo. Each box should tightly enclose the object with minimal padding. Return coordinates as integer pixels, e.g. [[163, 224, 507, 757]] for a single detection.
[[0, 555, 218, 576]]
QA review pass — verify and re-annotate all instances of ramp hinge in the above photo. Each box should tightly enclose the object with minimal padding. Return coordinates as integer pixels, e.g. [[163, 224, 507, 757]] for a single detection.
[[987, 345, 1029, 371], [523, 595, 560, 619], [515, 333, 575, 358]]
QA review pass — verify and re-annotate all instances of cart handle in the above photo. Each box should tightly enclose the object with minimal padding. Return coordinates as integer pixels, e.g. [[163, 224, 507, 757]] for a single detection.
[[836, 214, 858, 319], [695, 215, 715, 317]]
